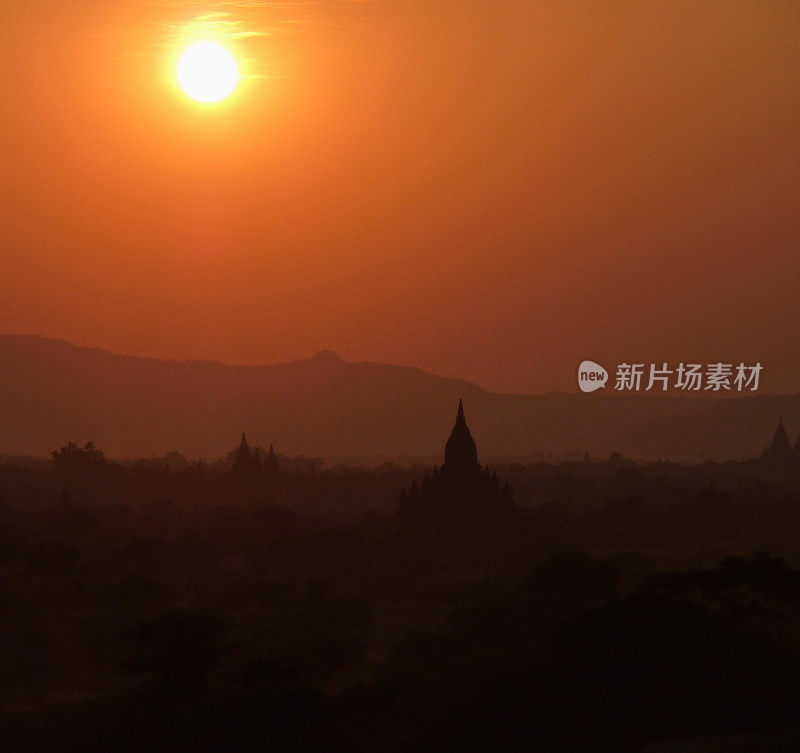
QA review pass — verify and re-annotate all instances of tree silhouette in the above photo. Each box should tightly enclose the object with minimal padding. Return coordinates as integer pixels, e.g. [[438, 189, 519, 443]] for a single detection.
[[52, 441, 105, 470]]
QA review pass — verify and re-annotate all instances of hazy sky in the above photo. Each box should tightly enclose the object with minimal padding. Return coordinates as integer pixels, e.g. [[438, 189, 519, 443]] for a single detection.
[[2, 1, 799, 393]]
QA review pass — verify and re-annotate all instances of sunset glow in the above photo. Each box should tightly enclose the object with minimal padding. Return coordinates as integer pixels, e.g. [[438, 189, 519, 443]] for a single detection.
[[177, 41, 239, 103], [3, 1, 799, 394], [4, 4, 800, 747]]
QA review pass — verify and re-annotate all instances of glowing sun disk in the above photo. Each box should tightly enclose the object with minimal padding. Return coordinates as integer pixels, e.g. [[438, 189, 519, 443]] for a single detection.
[[177, 42, 239, 103]]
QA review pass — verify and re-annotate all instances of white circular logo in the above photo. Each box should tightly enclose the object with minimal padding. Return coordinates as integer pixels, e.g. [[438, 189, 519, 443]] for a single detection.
[[578, 361, 608, 392]]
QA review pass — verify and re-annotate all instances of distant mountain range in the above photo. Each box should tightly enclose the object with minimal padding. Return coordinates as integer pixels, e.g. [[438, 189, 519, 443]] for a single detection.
[[0, 336, 797, 463]]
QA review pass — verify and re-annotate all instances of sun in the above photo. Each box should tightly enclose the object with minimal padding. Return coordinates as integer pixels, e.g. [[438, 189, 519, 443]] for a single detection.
[[177, 42, 239, 104]]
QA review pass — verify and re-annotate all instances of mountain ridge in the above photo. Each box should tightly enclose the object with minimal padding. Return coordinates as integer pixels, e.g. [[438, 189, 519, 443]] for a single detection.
[[0, 335, 796, 462]]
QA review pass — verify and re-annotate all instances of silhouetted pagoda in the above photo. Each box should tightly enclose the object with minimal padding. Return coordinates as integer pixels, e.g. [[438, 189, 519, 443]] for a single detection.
[[233, 432, 258, 475], [444, 399, 480, 479], [263, 443, 280, 476], [398, 399, 514, 527], [232, 433, 282, 477], [760, 416, 798, 467]]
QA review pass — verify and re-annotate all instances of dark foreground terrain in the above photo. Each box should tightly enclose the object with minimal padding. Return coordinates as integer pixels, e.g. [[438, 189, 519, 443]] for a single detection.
[[2, 447, 800, 751]]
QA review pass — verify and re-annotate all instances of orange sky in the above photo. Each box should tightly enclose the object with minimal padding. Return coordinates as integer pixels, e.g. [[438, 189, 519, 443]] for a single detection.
[[2, 1, 799, 393]]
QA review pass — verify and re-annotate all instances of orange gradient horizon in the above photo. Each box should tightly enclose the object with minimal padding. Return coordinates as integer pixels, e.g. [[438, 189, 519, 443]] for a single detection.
[[2, 1, 799, 393]]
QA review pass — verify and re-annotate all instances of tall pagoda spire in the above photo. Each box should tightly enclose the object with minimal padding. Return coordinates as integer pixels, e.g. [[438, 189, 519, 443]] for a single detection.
[[233, 432, 256, 474], [264, 442, 280, 475], [763, 415, 794, 464], [444, 398, 479, 477], [772, 416, 791, 450]]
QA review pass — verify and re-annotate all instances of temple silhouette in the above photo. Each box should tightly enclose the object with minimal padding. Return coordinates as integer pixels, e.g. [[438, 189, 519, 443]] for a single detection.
[[760, 415, 800, 467], [232, 432, 281, 476], [397, 399, 514, 527], [444, 398, 480, 477]]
